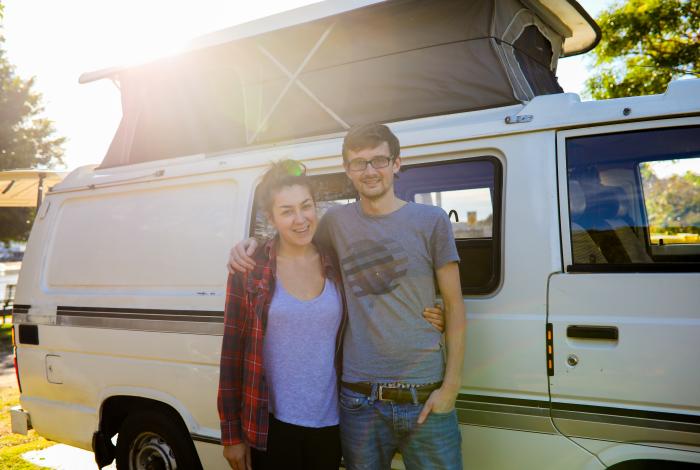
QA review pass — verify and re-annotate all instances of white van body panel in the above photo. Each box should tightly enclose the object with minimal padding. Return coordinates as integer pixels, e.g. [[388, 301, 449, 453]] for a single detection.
[[19, 394, 95, 449], [13, 79, 700, 468], [549, 273, 700, 410], [38, 172, 245, 305], [461, 425, 604, 470], [573, 439, 700, 467]]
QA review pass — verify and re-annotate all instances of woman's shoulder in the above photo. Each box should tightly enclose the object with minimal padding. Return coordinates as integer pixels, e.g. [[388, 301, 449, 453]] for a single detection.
[[251, 238, 276, 262]]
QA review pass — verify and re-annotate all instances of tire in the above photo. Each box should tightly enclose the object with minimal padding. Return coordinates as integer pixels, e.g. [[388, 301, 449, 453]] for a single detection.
[[115, 409, 202, 470]]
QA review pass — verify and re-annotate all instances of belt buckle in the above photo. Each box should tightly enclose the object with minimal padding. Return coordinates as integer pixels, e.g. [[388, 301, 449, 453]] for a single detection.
[[377, 383, 401, 402]]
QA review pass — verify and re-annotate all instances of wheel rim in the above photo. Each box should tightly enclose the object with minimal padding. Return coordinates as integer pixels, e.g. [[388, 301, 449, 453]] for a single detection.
[[128, 431, 177, 470]]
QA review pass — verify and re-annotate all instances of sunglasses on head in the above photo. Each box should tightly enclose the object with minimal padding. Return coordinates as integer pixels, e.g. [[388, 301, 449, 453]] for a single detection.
[[281, 160, 307, 176]]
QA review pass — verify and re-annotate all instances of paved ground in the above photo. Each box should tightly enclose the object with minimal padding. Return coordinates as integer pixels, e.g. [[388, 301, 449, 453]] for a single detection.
[[23, 444, 116, 470]]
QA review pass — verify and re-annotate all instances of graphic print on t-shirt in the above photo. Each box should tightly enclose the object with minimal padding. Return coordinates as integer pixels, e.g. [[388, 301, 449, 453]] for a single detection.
[[340, 239, 408, 297]]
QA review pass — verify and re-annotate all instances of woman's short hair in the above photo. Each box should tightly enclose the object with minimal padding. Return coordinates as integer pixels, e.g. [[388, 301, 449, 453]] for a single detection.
[[257, 159, 315, 213]]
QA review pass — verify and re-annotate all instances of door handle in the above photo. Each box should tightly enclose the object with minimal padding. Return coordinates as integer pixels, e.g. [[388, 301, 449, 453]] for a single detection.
[[567, 325, 618, 340]]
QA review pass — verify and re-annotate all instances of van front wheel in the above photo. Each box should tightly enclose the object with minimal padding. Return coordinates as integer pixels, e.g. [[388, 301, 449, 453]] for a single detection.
[[115, 409, 202, 470]]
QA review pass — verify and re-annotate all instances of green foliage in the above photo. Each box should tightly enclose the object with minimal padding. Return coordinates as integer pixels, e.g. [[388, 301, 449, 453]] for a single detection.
[[1, 3, 64, 243], [641, 164, 700, 235], [0, 35, 65, 170], [0, 208, 33, 244], [0, 439, 54, 470], [585, 0, 700, 99]]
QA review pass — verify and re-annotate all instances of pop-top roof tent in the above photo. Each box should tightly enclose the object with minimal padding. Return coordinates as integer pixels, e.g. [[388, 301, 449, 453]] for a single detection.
[[81, 0, 600, 169]]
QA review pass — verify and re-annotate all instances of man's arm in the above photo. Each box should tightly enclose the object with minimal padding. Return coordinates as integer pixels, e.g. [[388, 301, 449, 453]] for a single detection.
[[417, 261, 466, 424], [227, 239, 258, 273]]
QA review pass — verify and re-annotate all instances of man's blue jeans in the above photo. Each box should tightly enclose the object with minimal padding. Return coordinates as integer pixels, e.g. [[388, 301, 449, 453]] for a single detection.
[[339, 385, 463, 470]]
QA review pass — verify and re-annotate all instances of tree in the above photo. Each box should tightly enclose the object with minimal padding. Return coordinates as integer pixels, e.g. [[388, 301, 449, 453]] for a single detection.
[[1, 1, 65, 243], [585, 0, 700, 99], [641, 164, 700, 236]]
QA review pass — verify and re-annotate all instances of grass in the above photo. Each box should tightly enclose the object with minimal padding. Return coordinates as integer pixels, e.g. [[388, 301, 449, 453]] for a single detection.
[[0, 324, 55, 469], [0, 323, 12, 352]]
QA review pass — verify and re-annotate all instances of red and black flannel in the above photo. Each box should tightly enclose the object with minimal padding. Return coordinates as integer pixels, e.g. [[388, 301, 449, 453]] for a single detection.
[[217, 238, 346, 449]]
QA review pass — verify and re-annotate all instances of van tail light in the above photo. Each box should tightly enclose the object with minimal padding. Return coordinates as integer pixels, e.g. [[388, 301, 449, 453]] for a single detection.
[[14, 356, 21, 393], [11, 326, 21, 393]]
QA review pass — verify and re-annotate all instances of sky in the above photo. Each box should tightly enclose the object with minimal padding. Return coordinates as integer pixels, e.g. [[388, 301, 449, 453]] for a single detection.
[[1, 0, 619, 172]]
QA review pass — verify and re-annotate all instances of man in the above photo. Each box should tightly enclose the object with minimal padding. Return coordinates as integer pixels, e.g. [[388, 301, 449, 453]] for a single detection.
[[229, 123, 465, 469]]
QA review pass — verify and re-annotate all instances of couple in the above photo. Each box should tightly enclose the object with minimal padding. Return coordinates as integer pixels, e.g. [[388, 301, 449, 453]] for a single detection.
[[218, 124, 466, 470]]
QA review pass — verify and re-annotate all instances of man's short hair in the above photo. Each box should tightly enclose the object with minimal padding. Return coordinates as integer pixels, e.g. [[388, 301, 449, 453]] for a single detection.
[[342, 123, 400, 163]]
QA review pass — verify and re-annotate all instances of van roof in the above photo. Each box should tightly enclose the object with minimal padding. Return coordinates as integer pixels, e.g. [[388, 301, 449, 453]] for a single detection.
[[53, 79, 700, 193], [79, 0, 599, 84], [84, 0, 603, 169]]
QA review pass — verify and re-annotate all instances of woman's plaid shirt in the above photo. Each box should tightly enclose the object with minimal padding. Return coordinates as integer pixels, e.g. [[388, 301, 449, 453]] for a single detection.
[[217, 238, 346, 449]]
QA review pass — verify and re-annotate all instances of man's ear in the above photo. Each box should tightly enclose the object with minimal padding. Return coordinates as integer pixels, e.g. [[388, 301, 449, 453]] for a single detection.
[[393, 156, 402, 174]]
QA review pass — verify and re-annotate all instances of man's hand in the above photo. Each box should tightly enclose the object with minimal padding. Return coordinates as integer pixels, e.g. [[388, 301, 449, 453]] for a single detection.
[[227, 238, 258, 273], [417, 385, 458, 424], [422, 303, 445, 332], [223, 443, 251, 470]]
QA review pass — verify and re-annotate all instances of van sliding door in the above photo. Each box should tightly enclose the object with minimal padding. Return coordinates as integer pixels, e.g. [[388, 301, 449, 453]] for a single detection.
[[550, 120, 700, 463]]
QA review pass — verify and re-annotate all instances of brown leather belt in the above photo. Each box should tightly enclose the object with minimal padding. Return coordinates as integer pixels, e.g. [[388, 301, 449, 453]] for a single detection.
[[341, 381, 441, 404]]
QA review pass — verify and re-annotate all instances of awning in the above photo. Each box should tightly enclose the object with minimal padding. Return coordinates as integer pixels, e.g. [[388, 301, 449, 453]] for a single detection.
[[0, 170, 66, 207]]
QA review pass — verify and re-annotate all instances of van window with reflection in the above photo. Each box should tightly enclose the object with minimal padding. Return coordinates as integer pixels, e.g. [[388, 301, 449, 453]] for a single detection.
[[415, 188, 493, 239], [566, 125, 700, 270], [396, 158, 502, 294], [640, 159, 700, 247], [250, 158, 503, 294]]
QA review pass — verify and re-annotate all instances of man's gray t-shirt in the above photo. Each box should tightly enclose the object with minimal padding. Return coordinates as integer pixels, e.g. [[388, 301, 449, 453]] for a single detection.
[[317, 201, 459, 384]]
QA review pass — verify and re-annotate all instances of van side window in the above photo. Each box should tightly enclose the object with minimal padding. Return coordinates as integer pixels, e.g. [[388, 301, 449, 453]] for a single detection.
[[395, 158, 502, 294], [641, 159, 700, 249], [251, 158, 502, 294], [566, 125, 700, 271]]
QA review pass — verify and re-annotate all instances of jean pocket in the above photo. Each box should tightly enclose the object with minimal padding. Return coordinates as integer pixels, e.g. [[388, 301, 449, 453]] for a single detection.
[[339, 391, 368, 411], [428, 407, 457, 417]]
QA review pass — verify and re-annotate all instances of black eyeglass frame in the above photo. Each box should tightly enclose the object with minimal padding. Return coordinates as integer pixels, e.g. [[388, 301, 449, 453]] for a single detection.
[[345, 155, 397, 172]]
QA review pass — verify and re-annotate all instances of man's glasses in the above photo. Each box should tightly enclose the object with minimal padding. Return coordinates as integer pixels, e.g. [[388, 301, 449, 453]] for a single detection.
[[346, 156, 395, 172]]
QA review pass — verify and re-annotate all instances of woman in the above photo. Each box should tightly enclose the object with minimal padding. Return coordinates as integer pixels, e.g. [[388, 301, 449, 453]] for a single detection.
[[218, 160, 443, 470]]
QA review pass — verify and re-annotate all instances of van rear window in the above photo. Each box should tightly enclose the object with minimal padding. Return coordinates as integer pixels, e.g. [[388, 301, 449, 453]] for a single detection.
[[565, 125, 700, 272]]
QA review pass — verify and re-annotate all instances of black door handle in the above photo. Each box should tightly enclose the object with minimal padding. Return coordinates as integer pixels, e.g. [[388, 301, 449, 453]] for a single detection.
[[567, 325, 618, 340]]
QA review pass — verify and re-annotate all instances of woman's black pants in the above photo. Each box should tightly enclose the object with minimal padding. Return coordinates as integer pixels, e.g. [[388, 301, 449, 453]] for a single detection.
[[251, 414, 342, 470]]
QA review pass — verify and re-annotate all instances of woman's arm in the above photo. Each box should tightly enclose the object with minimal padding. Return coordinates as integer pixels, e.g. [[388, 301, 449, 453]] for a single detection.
[[217, 272, 248, 448]]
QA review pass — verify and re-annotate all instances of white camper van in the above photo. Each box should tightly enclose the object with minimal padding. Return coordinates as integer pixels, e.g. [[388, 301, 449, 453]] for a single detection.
[[11, 0, 700, 469]]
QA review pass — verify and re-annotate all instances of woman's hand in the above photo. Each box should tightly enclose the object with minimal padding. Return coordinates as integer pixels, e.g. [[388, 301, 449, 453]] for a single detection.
[[422, 303, 445, 332], [223, 443, 251, 470]]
